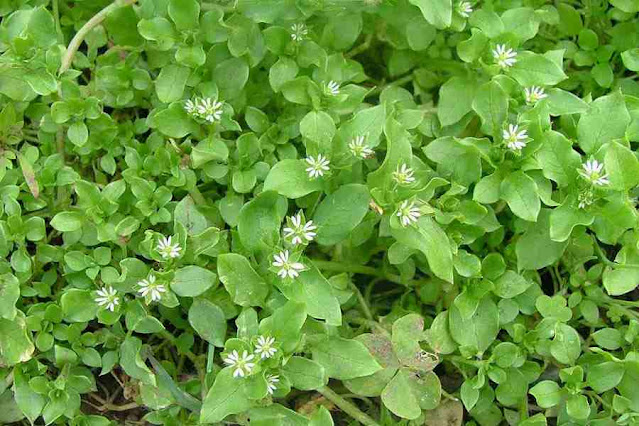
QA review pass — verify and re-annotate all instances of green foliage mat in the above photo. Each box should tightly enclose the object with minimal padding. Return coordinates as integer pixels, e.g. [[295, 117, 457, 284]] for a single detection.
[[2, 0, 639, 425]]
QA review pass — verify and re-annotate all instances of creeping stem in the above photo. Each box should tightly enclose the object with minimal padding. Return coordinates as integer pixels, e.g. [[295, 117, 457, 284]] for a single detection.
[[59, 0, 138, 74]]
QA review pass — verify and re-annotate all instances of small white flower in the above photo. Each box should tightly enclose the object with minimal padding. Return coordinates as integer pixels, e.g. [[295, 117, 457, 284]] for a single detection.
[[137, 275, 166, 302], [396, 200, 421, 227], [272, 250, 305, 279], [578, 190, 594, 209], [184, 99, 197, 114], [254, 336, 277, 359], [266, 374, 280, 395], [457, 1, 473, 17], [524, 86, 547, 104], [157, 235, 182, 260], [283, 211, 317, 245], [305, 154, 330, 179], [325, 80, 340, 96], [503, 124, 528, 151], [393, 163, 416, 185], [95, 286, 119, 312], [223, 350, 256, 378], [579, 159, 609, 186], [196, 98, 224, 123], [349, 136, 374, 159], [290, 23, 308, 42], [492, 44, 517, 69]]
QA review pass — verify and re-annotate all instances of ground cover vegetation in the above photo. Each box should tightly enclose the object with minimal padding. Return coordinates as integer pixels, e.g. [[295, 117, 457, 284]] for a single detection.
[[2, 0, 639, 425]]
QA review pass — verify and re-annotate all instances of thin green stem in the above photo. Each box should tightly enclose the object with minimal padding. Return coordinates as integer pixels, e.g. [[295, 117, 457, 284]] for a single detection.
[[189, 186, 206, 205], [350, 282, 374, 321], [52, 0, 64, 43], [59, 0, 137, 74], [311, 259, 411, 286], [318, 386, 380, 426]]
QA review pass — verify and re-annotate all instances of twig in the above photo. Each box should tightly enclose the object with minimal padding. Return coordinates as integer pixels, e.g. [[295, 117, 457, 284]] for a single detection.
[[59, 0, 137, 74], [318, 386, 380, 426]]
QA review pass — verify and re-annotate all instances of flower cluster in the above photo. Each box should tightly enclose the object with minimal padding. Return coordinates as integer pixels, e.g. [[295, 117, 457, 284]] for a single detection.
[[184, 97, 224, 123], [223, 335, 280, 394]]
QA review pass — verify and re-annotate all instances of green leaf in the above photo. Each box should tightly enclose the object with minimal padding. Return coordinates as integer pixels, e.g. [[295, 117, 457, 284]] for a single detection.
[[171, 266, 218, 297], [517, 209, 569, 270], [509, 51, 568, 86], [213, 57, 249, 100], [68, 121, 88, 147], [577, 91, 630, 154], [285, 265, 342, 326], [120, 336, 156, 386], [566, 394, 590, 420], [603, 266, 639, 296], [437, 77, 476, 126], [281, 356, 327, 390], [604, 141, 639, 191], [549, 201, 594, 242], [13, 366, 45, 424], [168, 0, 200, 30], [408, 0, 452, 29], [0, 273, 19, 320], [500, 171, 540, 222], [546, 88, 589, 116], [151, 102, 198, 138], [0, 312, 34, 366], [237, 191, 286, 253], [312, 336, 382, 380], [217, 253, 269, 307], [312, 184, 370, 245], [260, 301, 307, 353], [449, 297, 499, 354], [188, 299, 227, 347], [300, 111, 336, 152], [550, 324, 581, 364], [536, 131, 581, 186], [200, 368, 252, 423], [309, 406, 334, 426], [494, 270, 531, 299], [155, 64, 190, 103], [381, 369, 422, 420], [264, 160, 323, 199], [390, 216, 454, 283], [622, 48, 639, 71], [587, 361, 625, 392], [61, 289, 98, 322], [472, 81, 508, 137], [529, 380, 561, 408]]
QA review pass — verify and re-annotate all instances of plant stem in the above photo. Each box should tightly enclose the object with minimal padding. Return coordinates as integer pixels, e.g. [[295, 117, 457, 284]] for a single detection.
[[318, 386, 380, 426], [350, 282, 374, 321], [59, 0, 137, 74], [52, 0, 64, 43], [189, 186, 207, 205], [311, 260, 410, 286]]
